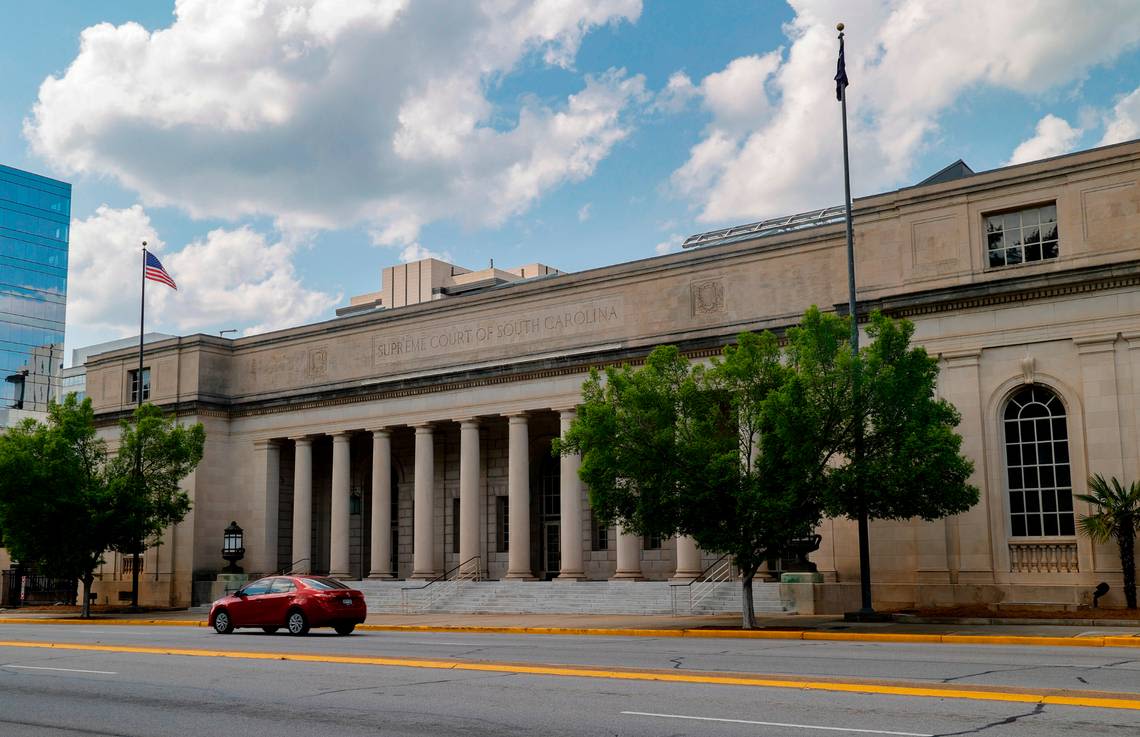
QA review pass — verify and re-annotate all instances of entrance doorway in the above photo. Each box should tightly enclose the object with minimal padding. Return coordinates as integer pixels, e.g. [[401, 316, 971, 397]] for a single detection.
[[538, 452, 560, 579]]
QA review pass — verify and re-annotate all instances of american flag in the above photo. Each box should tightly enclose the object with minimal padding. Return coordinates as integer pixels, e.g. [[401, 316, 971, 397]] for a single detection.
[[144, 251, 177, 290]]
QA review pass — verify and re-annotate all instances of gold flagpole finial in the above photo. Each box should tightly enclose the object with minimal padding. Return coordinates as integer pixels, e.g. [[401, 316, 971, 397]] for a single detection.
[[836, 22, 844, 32]]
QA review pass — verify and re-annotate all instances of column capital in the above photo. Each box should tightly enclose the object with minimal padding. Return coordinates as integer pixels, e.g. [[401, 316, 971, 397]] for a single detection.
[[367, 427, 391, 437], [414, 422, 434, 434], [331, 430, 353, 441], [252, 438, 278, 450], [507, 412, 529, 425], [457, 417, 481, 429], [289, 435, 313, 445]]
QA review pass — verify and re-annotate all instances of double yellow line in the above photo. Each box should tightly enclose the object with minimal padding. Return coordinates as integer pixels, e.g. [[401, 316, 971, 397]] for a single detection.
[[2, 639, 1139, 712], [3, 619, 1140, 649]]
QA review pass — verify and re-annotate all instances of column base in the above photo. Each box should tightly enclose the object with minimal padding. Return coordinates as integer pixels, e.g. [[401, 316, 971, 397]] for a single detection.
[[410, 570, 438, 580], [668, 575, 699, 584], [504, 572, 537, 580], [367, 572, 395, 580], [609, 571, 644, 581], [555, 572, 588, 582], [328, 570, 351, 580]]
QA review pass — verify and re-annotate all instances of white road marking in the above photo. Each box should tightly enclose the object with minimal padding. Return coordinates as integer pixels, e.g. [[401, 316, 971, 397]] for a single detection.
[[3, 665, 118, 675], [621, 711, 933, 736]]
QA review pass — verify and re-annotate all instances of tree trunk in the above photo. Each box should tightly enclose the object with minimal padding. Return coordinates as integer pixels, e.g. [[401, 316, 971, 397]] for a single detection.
[[1120, 525, 1136, 610], [741, 564, 759, 630], [130, 551, 140, 610], [81, 573, 94, 619]]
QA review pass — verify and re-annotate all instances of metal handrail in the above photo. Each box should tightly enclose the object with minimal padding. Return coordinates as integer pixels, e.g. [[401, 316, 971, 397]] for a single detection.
[[400, 556, 481, 613], [669, 553, 737, 615], [277, 557, 311, 575]]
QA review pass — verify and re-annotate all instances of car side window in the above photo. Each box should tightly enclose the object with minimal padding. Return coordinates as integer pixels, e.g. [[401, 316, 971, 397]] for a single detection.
[[241, 579, 272, 596], [270, 578, 296, 594]]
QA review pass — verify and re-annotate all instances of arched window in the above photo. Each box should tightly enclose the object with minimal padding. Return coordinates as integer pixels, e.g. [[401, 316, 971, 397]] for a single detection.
[[1003, 386, 1073, 537]]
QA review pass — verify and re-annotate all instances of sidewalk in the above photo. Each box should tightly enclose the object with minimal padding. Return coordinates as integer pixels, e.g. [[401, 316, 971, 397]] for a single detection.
[[3, 607, 1140, 646]]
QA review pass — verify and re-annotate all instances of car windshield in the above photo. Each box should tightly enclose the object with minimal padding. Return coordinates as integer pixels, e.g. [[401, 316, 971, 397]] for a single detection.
[[298, 577, 349, 590]]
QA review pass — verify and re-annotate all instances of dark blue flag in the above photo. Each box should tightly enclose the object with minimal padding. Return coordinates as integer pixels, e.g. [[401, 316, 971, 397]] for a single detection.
[[835, 35, 849, 101]]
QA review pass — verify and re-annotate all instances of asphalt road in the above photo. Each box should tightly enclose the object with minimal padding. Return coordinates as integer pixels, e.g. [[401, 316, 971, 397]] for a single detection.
[[0, 623, 1138, 736]]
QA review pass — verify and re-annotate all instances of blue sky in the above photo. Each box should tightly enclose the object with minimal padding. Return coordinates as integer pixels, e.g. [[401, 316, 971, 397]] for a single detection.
[[2, 1, 1139, 360]]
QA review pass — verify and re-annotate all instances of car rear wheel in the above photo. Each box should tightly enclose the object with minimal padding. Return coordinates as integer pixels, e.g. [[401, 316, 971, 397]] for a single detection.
[[212, 610, 234, 634], [334, 623, 355, 636], [286, 609, 310, 636], [261, 626, 279, 634]]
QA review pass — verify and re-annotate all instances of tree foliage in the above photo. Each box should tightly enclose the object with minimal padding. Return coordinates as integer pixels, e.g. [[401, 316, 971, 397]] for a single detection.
[[105, 404, 205, 607], [1077, 474, 1140, 609], [0, 399, 204, 615], [821, 312, 979, 522], [557, 307, 979, 626], [0, 396, 116, 616]]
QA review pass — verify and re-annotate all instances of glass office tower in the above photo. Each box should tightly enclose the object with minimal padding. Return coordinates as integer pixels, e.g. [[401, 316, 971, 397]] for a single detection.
[[0, 164, 70, 415]]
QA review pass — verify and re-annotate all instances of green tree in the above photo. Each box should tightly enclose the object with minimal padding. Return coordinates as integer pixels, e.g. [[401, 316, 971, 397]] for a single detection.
[[0, 396, 116, 617], [821, 312, 979, 611], [557, 313, 849, 628], [1076, 474, 1140, 609], [105, 403, 205, 609]]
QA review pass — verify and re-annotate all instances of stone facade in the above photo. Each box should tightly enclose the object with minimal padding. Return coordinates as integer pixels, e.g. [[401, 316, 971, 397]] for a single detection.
[[80, 139, 1140, 611]]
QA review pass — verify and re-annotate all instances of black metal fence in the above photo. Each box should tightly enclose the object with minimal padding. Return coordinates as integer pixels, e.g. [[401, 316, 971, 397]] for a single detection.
[[1, 569, 78, 607]]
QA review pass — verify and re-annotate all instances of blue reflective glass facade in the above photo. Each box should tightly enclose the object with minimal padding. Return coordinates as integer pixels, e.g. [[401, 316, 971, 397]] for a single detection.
[[0, 164, 70, 411]]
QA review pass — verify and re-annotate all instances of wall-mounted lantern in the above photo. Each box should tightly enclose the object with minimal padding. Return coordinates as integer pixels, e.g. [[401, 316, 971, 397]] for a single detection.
[[222, 521, 245, 573]]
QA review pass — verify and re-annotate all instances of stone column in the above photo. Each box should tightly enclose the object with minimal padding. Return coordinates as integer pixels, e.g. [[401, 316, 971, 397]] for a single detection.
[[459, 419, 481, 576], [412, 424, 436, 578], [612, 525, 643, 580], [505, 413, 533, 579], [369, 429, 393, 578], [673, 535, 702, 580], [252, 439, 280, 574], [557, 409, 585, 580], [290, 436, 313, 574], [329, 432, 352, 579]]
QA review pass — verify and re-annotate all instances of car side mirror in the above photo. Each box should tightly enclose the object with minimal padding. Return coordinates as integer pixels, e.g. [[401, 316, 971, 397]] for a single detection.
[[234, 589, 246, 598]]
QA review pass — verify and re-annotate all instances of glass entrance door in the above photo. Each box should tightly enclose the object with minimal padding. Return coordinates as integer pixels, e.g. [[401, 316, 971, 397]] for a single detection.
[[542, 521, 560, 579]]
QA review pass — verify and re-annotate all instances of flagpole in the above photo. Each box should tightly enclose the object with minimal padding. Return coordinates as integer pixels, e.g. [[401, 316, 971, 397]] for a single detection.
[[138, 242, 146, 409], [836, 22, 875, 618], [132, 241, 147, 611]]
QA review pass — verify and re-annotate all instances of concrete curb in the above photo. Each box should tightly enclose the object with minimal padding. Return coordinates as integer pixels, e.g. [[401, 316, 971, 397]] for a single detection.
[[4, 618, 1139, 648]]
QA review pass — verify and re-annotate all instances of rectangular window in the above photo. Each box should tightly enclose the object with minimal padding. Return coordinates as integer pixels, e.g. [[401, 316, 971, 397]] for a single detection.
[[452, 497, 460, 554], [591, 514, 608, 551], [644, 533, 661, 550], [985, 203, 1058, 268], [128, 367, 151, 402], [496, 496, 509, 553], [120, 555, 145, 576]]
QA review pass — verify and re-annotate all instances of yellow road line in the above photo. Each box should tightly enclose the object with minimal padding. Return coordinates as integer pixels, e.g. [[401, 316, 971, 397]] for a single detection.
[[1, 619, 1139, 648], [0, 639, 1138, 711]]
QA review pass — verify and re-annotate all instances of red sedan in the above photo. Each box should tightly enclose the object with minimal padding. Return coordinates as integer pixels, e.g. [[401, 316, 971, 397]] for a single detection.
[[209, 575, 367, 636]]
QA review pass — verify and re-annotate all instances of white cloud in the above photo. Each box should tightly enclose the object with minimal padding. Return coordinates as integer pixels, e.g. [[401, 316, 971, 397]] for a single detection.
[[1100, 85, 1140, 146], [66, 205, 337, 355], [668, 0, 1140, 224], [578, 203, 592, 221], [654, 233, 683, 256], [398, 242, 453, 263], [1006, 114, 1082, 165], [26, 0, 643, 244]]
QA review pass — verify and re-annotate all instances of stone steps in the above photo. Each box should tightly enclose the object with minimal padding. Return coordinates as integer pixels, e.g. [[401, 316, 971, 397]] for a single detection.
[[349, 580, 790, 615]]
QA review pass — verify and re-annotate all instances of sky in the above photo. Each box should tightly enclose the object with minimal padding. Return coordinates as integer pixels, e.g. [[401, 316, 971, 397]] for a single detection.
[[2, 0, 1139, 363]]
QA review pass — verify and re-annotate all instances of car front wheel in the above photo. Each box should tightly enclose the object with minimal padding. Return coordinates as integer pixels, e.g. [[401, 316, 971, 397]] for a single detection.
[[286, 609, 310, 636], [212, 610, 234, 634]]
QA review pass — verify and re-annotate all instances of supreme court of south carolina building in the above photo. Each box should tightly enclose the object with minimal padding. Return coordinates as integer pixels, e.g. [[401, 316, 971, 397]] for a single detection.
[[65, 139, 1140, 612]]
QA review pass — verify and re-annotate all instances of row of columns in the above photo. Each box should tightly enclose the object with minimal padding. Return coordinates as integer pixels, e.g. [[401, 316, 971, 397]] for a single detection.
[[282, 410, 704, 580]]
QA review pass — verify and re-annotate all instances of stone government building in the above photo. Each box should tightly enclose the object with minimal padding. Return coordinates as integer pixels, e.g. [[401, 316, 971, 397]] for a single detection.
[[80, 139, 1140, 611]]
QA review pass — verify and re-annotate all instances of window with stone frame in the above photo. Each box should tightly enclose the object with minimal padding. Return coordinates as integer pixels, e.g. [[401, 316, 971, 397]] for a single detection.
[[643, 532, 661, 550], [128, 367, 151, 403], [451, 497, 460, 554], [590, 513, 608, 551], [1003, 385, 1074, 537], [495, 496, 509, 553], [985, 203, 1058, 268]]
